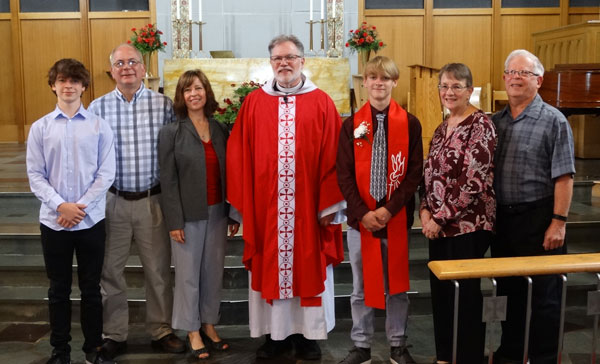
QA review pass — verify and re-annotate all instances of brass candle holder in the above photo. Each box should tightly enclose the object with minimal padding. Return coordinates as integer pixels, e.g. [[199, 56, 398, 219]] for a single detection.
[[306, 19, 318, 56]]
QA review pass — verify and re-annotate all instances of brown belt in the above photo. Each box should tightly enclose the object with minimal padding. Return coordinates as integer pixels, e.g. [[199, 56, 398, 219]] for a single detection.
[[109, 184, 161, 201]]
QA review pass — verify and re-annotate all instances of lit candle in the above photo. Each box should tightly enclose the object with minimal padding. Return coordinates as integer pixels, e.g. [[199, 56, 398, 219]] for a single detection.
[[176, 0, 180, 20], [198, 0, 202, 22], [188, 0, 192, 21], [331, 0, 335, 19], [309, 0, 313, 21], [320, 0, 324, 20]]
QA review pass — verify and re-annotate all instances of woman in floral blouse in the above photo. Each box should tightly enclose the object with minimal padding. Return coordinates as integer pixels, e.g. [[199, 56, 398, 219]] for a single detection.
[[420, 63, 496, 364]]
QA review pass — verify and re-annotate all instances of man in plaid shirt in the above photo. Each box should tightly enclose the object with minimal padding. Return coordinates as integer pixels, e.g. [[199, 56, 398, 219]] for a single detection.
[[492, 49, 575, 364], [88, 43, 184, 360]]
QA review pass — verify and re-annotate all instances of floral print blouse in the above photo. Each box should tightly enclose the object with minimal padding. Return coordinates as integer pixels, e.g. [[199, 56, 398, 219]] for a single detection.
[[420, 110, 497, 238]]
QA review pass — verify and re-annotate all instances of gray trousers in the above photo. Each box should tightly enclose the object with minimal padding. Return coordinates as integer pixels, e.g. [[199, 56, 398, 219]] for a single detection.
[[347, 227, 409, 348], [171, 203, 228, 331], [101, 192, 173, 341]]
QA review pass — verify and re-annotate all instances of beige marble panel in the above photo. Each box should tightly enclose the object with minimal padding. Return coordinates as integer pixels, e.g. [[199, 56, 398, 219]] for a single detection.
[[163, 57, 350, 114]]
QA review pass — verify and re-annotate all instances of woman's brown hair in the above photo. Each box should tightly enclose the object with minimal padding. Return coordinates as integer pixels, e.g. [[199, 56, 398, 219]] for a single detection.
[[173, 69, 219, 119]]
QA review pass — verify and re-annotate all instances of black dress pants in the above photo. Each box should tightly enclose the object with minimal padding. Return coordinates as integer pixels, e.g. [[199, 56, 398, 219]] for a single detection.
[[40, 220, 105, 355], [491, 197, 565, 364], [429, 229, 492, 364]]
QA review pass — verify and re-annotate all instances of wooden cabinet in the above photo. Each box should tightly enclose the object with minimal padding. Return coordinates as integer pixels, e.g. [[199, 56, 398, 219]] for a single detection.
[[533, 21, 600, 158]]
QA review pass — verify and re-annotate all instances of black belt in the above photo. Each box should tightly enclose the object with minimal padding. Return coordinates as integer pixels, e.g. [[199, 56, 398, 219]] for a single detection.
[[497, 196, 553, 214], [109, 185, 161, 201]]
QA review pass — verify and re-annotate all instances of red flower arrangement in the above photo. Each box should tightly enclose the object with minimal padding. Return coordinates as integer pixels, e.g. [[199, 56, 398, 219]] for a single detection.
[[128, 23, 167, 54], [345, 22, 385, 54], [213, 81, 264, 127]]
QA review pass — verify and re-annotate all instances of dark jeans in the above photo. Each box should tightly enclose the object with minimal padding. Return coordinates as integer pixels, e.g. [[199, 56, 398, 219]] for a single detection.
[[429, 229, 491, 363], [40, 220, 106, 355], [491, 197, 565, 364]]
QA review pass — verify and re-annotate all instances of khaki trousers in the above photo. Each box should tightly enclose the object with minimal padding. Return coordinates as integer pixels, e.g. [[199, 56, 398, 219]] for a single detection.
[[101, 191, 173, 341]]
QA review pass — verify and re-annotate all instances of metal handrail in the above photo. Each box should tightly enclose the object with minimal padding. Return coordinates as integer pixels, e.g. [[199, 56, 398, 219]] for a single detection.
[[428, 253, 600, 364]]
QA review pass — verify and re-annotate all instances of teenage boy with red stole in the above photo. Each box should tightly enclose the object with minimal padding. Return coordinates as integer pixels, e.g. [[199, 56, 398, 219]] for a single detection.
[[336, 56, 423, 364]]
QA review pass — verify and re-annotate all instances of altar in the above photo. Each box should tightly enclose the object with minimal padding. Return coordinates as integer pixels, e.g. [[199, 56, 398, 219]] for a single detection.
[[163, 57, 351, 114]]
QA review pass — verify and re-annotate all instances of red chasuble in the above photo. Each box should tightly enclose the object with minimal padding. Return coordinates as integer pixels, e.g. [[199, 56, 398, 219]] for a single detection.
[[353, 100, 410, 309], [227, 82, 344, 306]]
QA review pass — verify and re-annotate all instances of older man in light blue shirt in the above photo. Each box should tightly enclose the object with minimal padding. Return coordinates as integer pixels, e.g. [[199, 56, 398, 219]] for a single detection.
[[26, 58, 115, 364]]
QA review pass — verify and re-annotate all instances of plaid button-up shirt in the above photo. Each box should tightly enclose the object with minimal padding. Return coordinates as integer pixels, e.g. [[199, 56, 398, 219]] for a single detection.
[[493, 94, 575, 205], [89, 83, 176, 192]]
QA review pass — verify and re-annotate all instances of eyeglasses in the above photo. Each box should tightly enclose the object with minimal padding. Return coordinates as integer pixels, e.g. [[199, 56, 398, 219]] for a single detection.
[[503, 69, 539, 78], [112, 59, 142, 69], [270, 55, 302, 63], [438, 84, 469, 92]]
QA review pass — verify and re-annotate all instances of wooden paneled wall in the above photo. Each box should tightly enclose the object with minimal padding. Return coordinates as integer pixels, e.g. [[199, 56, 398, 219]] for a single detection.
[[20, 16, 88, 128], [4, 0, 156, 142], [359, 0, 599, 108], [0, 14, 17, 141]]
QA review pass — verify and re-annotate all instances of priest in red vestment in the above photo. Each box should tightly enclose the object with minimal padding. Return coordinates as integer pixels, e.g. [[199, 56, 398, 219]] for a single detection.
[[336, 56, 423, 364], [226, 34, 345, 361]]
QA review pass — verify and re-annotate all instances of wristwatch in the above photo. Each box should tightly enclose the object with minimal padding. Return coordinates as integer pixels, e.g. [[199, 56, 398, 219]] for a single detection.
[[552, 214, 567, 222]]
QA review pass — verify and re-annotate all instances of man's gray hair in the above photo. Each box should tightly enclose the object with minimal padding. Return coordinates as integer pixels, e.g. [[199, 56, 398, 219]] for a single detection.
[[109, 43, 143, 65], [504, 49, 544, 76], [268, 34, 304, 57]]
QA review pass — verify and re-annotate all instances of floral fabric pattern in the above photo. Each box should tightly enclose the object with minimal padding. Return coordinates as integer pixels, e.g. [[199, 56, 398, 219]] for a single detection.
[[421, 110, 497, 237]]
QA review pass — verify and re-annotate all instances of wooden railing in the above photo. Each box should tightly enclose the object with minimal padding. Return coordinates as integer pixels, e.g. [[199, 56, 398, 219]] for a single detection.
[[428, 253, 600, 364]]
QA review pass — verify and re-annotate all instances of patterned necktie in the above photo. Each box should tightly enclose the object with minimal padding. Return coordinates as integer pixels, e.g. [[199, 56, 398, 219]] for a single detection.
[[370, 113, 387, 201]]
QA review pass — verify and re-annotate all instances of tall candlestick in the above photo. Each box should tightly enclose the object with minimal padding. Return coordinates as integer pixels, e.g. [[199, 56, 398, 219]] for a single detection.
[[320, 19, 325, 50], [308, 21, 314, 52], [177, 20, 181, 50], [176, 0, 180, 20], [198, 0, 202, 22], [309, 0, 313, 21], [189, 22, 192, 55], [188, 0, 192, 21], [320, 0, 324, 20], [199, 22, 204, 51], [331, 0, 336, 18]]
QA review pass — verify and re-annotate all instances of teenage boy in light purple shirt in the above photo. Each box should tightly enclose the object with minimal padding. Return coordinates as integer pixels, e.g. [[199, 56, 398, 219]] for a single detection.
[[26, 58, 116, 364]]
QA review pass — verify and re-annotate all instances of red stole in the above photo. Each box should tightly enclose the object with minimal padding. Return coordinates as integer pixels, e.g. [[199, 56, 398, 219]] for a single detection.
[[353, 100, 410, 309]]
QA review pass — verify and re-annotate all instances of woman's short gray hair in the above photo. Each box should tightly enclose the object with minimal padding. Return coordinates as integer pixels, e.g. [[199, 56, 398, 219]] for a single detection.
[[268, 34, 304, 57], [438, 63, 473, 88], [504, 49, 544, 76]]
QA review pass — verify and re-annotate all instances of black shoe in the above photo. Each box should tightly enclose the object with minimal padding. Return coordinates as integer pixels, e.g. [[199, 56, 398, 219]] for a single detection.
[[390, 345, 416, 364], [256, 334, 291, 359], [291, 334, 321, 360], [101, 339, 127, 360], [200, 329, 230, 351], [186, 335, 210, 360], [85, 349, 116, 364], [339, 346, 371, 364], [151, 333, 186, 353], [46, 352, 71, 364]]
